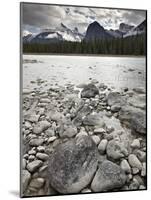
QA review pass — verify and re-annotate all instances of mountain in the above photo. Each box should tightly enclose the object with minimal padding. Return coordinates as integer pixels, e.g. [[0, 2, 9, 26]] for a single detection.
[[119, 23, 134, 33], [23, 23, 84, 44], [123, 20, 146, 38], [84, 21, 113, 41]]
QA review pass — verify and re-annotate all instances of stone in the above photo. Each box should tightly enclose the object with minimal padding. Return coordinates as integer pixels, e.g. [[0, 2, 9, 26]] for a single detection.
[[119, 106, 146, 134], [45, 129, 55, 137], [37, 146, 45, 152], [128, 94, 146, 109], [28, 149, 36, 155], [48, 136, 57, 143], [98, 139, 108, 154], [27, 114, 40, 123], [58, 119, 77, 138], [81, 188, 92, 193], [49, 111, 65, 122], [133, 87, 145, 94], [94, 128, 105, 134], [33, 121, 50, 134], [128, 154, 142, 170], [48, 135, 99, 194], [76, 131, 88, 138], [22, 170, 31, 192], [135, 150, 146, 162], [29, 178, 45, 189], [120, 159, 131, 174], [83, 114, 105, 127], [22, 159, 26, 169], [131, 139, 140, 149], [81, 84, 99, 98], [36, 153, 49, 161], [27, 160, 43, 173], [111, 104, 121, 112], [132, 167, 139, 175], [29, 138, 44, 147], [141, 162, 146, 177], [91, 160, 126, 192], [106, 139, 128, 160], [91, 135, 100, 145], [129, 178, 139, 190], [28, 155, 35, 161], [139, 185, 146, 190], [107, 92, 125, 106]]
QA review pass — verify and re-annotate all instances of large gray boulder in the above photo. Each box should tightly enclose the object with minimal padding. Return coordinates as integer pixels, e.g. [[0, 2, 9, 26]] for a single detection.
[[119, 105, 146, 134], [48, 135, 99, 194], [91, 160, 126, 192], [81, 84, 99, 98]]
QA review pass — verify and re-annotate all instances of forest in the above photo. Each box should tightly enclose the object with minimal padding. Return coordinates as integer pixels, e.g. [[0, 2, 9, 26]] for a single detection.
[[23, 34, 146, 55]]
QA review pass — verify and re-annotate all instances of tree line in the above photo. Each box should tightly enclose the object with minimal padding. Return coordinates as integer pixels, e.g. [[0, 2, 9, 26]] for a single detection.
[[23, 34, 146, 55]]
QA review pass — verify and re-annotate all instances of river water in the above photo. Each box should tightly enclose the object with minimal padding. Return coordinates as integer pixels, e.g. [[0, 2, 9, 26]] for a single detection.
[[23, 55, 146, 91]]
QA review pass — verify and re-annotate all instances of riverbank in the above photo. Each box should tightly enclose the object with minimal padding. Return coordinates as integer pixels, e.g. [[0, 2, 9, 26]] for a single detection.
[[21, 80, 146, 197]]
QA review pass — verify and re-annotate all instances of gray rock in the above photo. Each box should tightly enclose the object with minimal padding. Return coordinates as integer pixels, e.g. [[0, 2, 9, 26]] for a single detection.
[[94, 128, 106, 134], [135, 150, 146, 162], [29, 138, 44, 147], [27, 114, 40, 123], [129, 178, 139, 190], [83, 114, 105, 127], [48, 135, 99, 194], [132, 167, 139, 175], [36, 153, 49, 161], [133, 87, 145, 94], [22, 159, 26, 169], [141, 162, 146, 177], [91, 160, 126, 192], [48, 136, 57, 143], [128, 154, 142, 170], [81, 188, 92, 193], [119, 106, 146, 134], [28, 149, 36, 155], [49, 111, 65, 122], [107, 92, 125, 106], [98, 139, 108, 154], [33, 121, 50, 134], [27, 160, 43, 173], [120, 159, 131, 174], [91, 135, 100, 145], [37, 146, 45, 152], [111, 104, 121, 112], [106, 139, 128, 160], [76, 131, 88, 138], [29, 178, 45, 189], [131, 139, 140, 149], [22, 170, 31, 192], [28, 155, 35, 161], [81, 84, 99, 98], [58, 119, 77, 138]]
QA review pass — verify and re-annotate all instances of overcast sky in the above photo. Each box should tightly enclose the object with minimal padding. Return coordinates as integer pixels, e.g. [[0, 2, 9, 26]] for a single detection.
[[22, 3, 146, 34]]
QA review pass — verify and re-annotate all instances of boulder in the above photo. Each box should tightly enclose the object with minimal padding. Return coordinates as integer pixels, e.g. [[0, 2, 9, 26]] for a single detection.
[[27, 160, 43, 173], [81, 84, 99, 98], [33, 121, 50, 134], [91, 160, 126, 192], [48, 135, 99, 194], [83, 114, 105, 127]]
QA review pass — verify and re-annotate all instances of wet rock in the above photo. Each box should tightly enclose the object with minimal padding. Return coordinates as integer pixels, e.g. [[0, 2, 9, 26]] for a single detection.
[[83, 114, 105, 127], [91, 160, 126, 192], [27, 160, 43, 173], [33, 121, 50, 134], [81, 84, 99, 98], [29, 138, 44, 147], [120, 159, 131, 174], [98, 139, 108, 154], [128, 154, 142, 170], [36, 153, 49, 161], [29, 178, 45, 189], [22, 170, 31, 192], [48, 135, 99, 194], [106, 139, 128, 160]]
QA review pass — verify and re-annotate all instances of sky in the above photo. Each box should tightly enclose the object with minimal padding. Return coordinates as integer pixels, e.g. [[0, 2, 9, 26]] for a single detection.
[[22, 3, 146, 34]]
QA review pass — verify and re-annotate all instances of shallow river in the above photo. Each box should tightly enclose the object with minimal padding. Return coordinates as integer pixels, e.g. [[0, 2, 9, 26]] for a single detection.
[[23, 55, 146, 91]]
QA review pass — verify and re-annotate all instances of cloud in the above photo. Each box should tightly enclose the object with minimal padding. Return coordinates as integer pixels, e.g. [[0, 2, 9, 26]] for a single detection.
[[22, 3, 146, 33]]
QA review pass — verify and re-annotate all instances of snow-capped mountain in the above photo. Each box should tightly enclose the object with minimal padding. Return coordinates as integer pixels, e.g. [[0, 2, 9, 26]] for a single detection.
[[123, 20, 146, 38], [119, 23, 134, 33], [23, 23, 84, 44]]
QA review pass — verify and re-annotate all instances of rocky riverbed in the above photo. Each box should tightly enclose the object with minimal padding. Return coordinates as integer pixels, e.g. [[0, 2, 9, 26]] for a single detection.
[[21, 80, 146, 197]]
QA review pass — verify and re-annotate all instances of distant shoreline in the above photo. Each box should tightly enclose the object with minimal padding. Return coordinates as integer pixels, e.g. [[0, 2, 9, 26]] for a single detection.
[[22, 53, 145, 58]]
